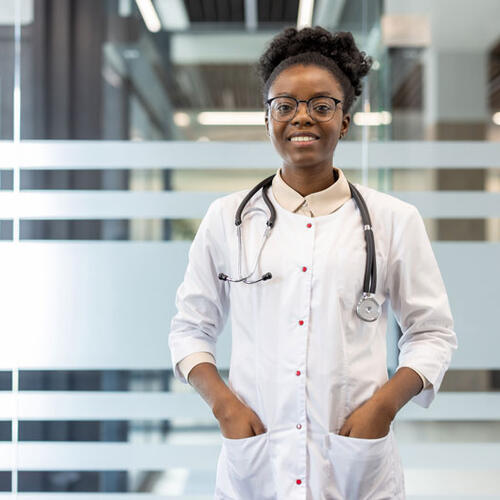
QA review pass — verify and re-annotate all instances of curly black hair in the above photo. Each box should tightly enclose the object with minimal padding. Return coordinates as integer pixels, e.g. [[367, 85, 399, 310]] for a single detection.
[[256, 26, 373, 115]]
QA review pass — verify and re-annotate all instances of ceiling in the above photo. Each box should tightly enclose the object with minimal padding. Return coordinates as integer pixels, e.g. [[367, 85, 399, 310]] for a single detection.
[[181, 0, 300, 25]]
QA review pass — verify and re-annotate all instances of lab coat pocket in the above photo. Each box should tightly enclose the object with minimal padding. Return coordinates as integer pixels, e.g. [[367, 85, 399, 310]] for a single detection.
[[220, 431, 277, 500], [325, 428, 398, 500]]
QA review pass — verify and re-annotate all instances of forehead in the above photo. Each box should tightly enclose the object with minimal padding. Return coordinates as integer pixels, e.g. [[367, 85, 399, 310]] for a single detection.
[[269, 64, 343, 99]]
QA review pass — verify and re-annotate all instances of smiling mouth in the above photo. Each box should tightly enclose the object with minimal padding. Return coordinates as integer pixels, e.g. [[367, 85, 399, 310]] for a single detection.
[[288, 137, 319, 145]]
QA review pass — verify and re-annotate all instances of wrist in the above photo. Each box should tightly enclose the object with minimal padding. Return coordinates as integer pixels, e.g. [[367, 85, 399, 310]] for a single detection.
[[212, 392, 242, 421], [370, 392, 398, 421]]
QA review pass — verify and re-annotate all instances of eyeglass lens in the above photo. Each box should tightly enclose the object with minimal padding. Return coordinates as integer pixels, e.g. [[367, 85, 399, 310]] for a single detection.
[[270, 97, 337, 122]]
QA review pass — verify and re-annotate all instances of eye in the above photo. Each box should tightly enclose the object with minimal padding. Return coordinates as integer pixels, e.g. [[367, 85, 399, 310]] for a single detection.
[[313, 104, 333, 114]]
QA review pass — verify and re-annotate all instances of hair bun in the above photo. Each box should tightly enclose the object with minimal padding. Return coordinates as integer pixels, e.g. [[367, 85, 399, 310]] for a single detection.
[[257, 26, 373, 114]]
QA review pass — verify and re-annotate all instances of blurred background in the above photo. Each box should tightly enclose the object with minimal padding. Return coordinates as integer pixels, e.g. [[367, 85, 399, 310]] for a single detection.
[[0, 0, 499, 498]]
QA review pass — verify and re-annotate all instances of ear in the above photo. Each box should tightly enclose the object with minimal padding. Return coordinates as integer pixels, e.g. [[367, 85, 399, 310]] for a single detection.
[[341, 113, 351, 138], [265, 115, 270, 136]]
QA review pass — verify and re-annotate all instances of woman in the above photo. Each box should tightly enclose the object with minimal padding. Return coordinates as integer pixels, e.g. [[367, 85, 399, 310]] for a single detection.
[[168, 26, 457, 499]]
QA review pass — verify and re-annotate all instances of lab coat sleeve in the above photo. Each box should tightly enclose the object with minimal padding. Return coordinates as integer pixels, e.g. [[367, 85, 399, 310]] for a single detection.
[[178, 352, 217, 384], [168, 199, 230, 384], [387, 205, 458, 408]]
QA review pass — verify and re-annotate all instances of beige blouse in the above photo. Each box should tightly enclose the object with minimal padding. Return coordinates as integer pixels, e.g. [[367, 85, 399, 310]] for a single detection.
[[176, 166, 430, 392]]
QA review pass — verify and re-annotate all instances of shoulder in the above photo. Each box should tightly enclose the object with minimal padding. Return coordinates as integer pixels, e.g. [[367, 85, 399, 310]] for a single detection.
[[212, 188, 253, 209], [203, 188, 259, 244], [352, 183, 428, 261], [209, 185, 267, 222], [208, 188, 251, 220], [352, 182, 420, 224]]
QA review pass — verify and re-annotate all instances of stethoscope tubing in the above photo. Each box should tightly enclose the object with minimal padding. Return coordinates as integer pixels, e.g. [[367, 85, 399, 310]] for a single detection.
[[218, 173, 380, 320], [349, 182, 376, 295]]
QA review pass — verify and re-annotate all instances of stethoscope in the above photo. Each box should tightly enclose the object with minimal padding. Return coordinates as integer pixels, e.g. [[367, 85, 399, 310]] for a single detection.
[[218, 173, 381, 322]]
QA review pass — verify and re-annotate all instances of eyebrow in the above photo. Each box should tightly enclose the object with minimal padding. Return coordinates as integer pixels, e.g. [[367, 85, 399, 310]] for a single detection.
[[273, 91, 335, 98]]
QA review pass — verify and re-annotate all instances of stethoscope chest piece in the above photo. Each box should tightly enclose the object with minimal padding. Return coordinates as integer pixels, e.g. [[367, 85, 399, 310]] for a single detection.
[[356, 293, 381, 322]]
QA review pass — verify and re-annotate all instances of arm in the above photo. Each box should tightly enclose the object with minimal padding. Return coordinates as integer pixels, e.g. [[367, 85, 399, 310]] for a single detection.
[[177, 352, 235, 414], [188, 361, 267, 438], [167, 200, 253, 427], [376, 205, 458, 412], [386, 205, 458, 409], [168, 199, 230, 384], [340, 205, 457, 437], [187, 361, 240, 420], [339, 366, 424, 438]]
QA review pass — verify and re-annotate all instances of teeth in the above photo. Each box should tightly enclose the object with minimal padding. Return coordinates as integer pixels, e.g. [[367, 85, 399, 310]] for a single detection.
[[290, 136, 317, 142]]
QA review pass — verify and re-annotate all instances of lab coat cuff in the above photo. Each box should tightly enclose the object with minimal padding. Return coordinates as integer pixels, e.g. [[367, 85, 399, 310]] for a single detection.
[[169, 337, 216, 384], [396, 366, 430, 392], [178, 352, 216, 384], [396, 351, 450, 408]]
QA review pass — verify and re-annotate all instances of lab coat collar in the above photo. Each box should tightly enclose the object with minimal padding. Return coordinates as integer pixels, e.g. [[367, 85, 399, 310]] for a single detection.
[[271, 165, 352, 217]]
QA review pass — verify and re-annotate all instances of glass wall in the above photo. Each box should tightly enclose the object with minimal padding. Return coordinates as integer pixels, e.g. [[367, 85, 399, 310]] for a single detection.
[[0, 0, 499, 497], [12, 0, 500, 143]]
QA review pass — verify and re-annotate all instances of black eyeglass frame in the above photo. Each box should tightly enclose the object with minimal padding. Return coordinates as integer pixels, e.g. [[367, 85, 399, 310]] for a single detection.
[[265, 95, 343, 123]]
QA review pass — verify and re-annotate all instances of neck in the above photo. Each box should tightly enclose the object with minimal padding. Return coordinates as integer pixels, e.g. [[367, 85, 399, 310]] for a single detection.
[[280, 163, 337, 197]]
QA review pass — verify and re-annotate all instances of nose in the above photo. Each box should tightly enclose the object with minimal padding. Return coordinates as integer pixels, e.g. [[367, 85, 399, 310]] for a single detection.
[[291, 101, 313, 126]]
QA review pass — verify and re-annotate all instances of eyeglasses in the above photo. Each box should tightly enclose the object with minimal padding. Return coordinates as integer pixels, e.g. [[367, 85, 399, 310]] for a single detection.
[[266, 95, 342, 123]]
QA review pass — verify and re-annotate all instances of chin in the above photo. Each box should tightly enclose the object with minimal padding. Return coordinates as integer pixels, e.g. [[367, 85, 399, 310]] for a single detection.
[[288, 154, 321, 165]]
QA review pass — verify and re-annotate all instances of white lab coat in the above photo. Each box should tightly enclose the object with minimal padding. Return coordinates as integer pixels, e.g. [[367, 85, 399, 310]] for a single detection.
[[168, 182, 458, 500]]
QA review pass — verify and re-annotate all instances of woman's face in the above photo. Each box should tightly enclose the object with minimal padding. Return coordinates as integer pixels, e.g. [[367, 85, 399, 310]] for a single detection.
[[265, 64, 350, 170]]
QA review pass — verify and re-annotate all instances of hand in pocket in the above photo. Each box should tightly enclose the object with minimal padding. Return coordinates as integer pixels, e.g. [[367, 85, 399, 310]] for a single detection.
[[217, 398, 267, 439], [339, 397, 394, 439]]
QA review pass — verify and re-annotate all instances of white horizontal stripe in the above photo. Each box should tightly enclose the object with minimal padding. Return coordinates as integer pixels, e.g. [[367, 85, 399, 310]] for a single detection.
[[396, 392, 500, 421], [0, 242, 496, 370], [0, 241, 232, 371], [0, 441, 498, 470], [1, 141, 500, 168], [0, 141, 281, 169], [0, 392, 497, 421], [0, 495, 495, 500], [0, 191, 498, 219], [0, 391, 214, 420], [388, 191, 500, 218], [408, 496, 498, 500], [432, 242, 499, 369], [0, 191, 224, 219], [0, 495, 213, 499], [0, 492, 495, 499], [0, 441, 220, 469], [405, 469, 500, 496], [398, 444, 500, 469]]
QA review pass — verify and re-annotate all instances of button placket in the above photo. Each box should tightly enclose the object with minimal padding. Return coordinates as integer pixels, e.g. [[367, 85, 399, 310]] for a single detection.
[[293, 219, 314, 492]]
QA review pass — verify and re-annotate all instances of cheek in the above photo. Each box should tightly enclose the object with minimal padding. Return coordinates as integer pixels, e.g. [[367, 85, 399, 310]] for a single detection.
[[323, 125, 341, 145], [269, 123, 286, 146], [324, 132, 338, 147]]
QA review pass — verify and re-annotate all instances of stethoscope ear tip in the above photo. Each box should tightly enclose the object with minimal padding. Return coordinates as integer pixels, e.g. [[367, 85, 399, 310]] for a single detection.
[[218, 273, 228, 281]]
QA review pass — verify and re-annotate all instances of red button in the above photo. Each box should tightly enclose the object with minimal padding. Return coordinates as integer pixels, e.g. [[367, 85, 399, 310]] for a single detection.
[[296, 479, 302, 485], [298, 320, 304, 325], [302, 266, 307, 272], [307, 223, 312, 228], [296, 370, 301, 376], [296, 423, 302, 429]]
